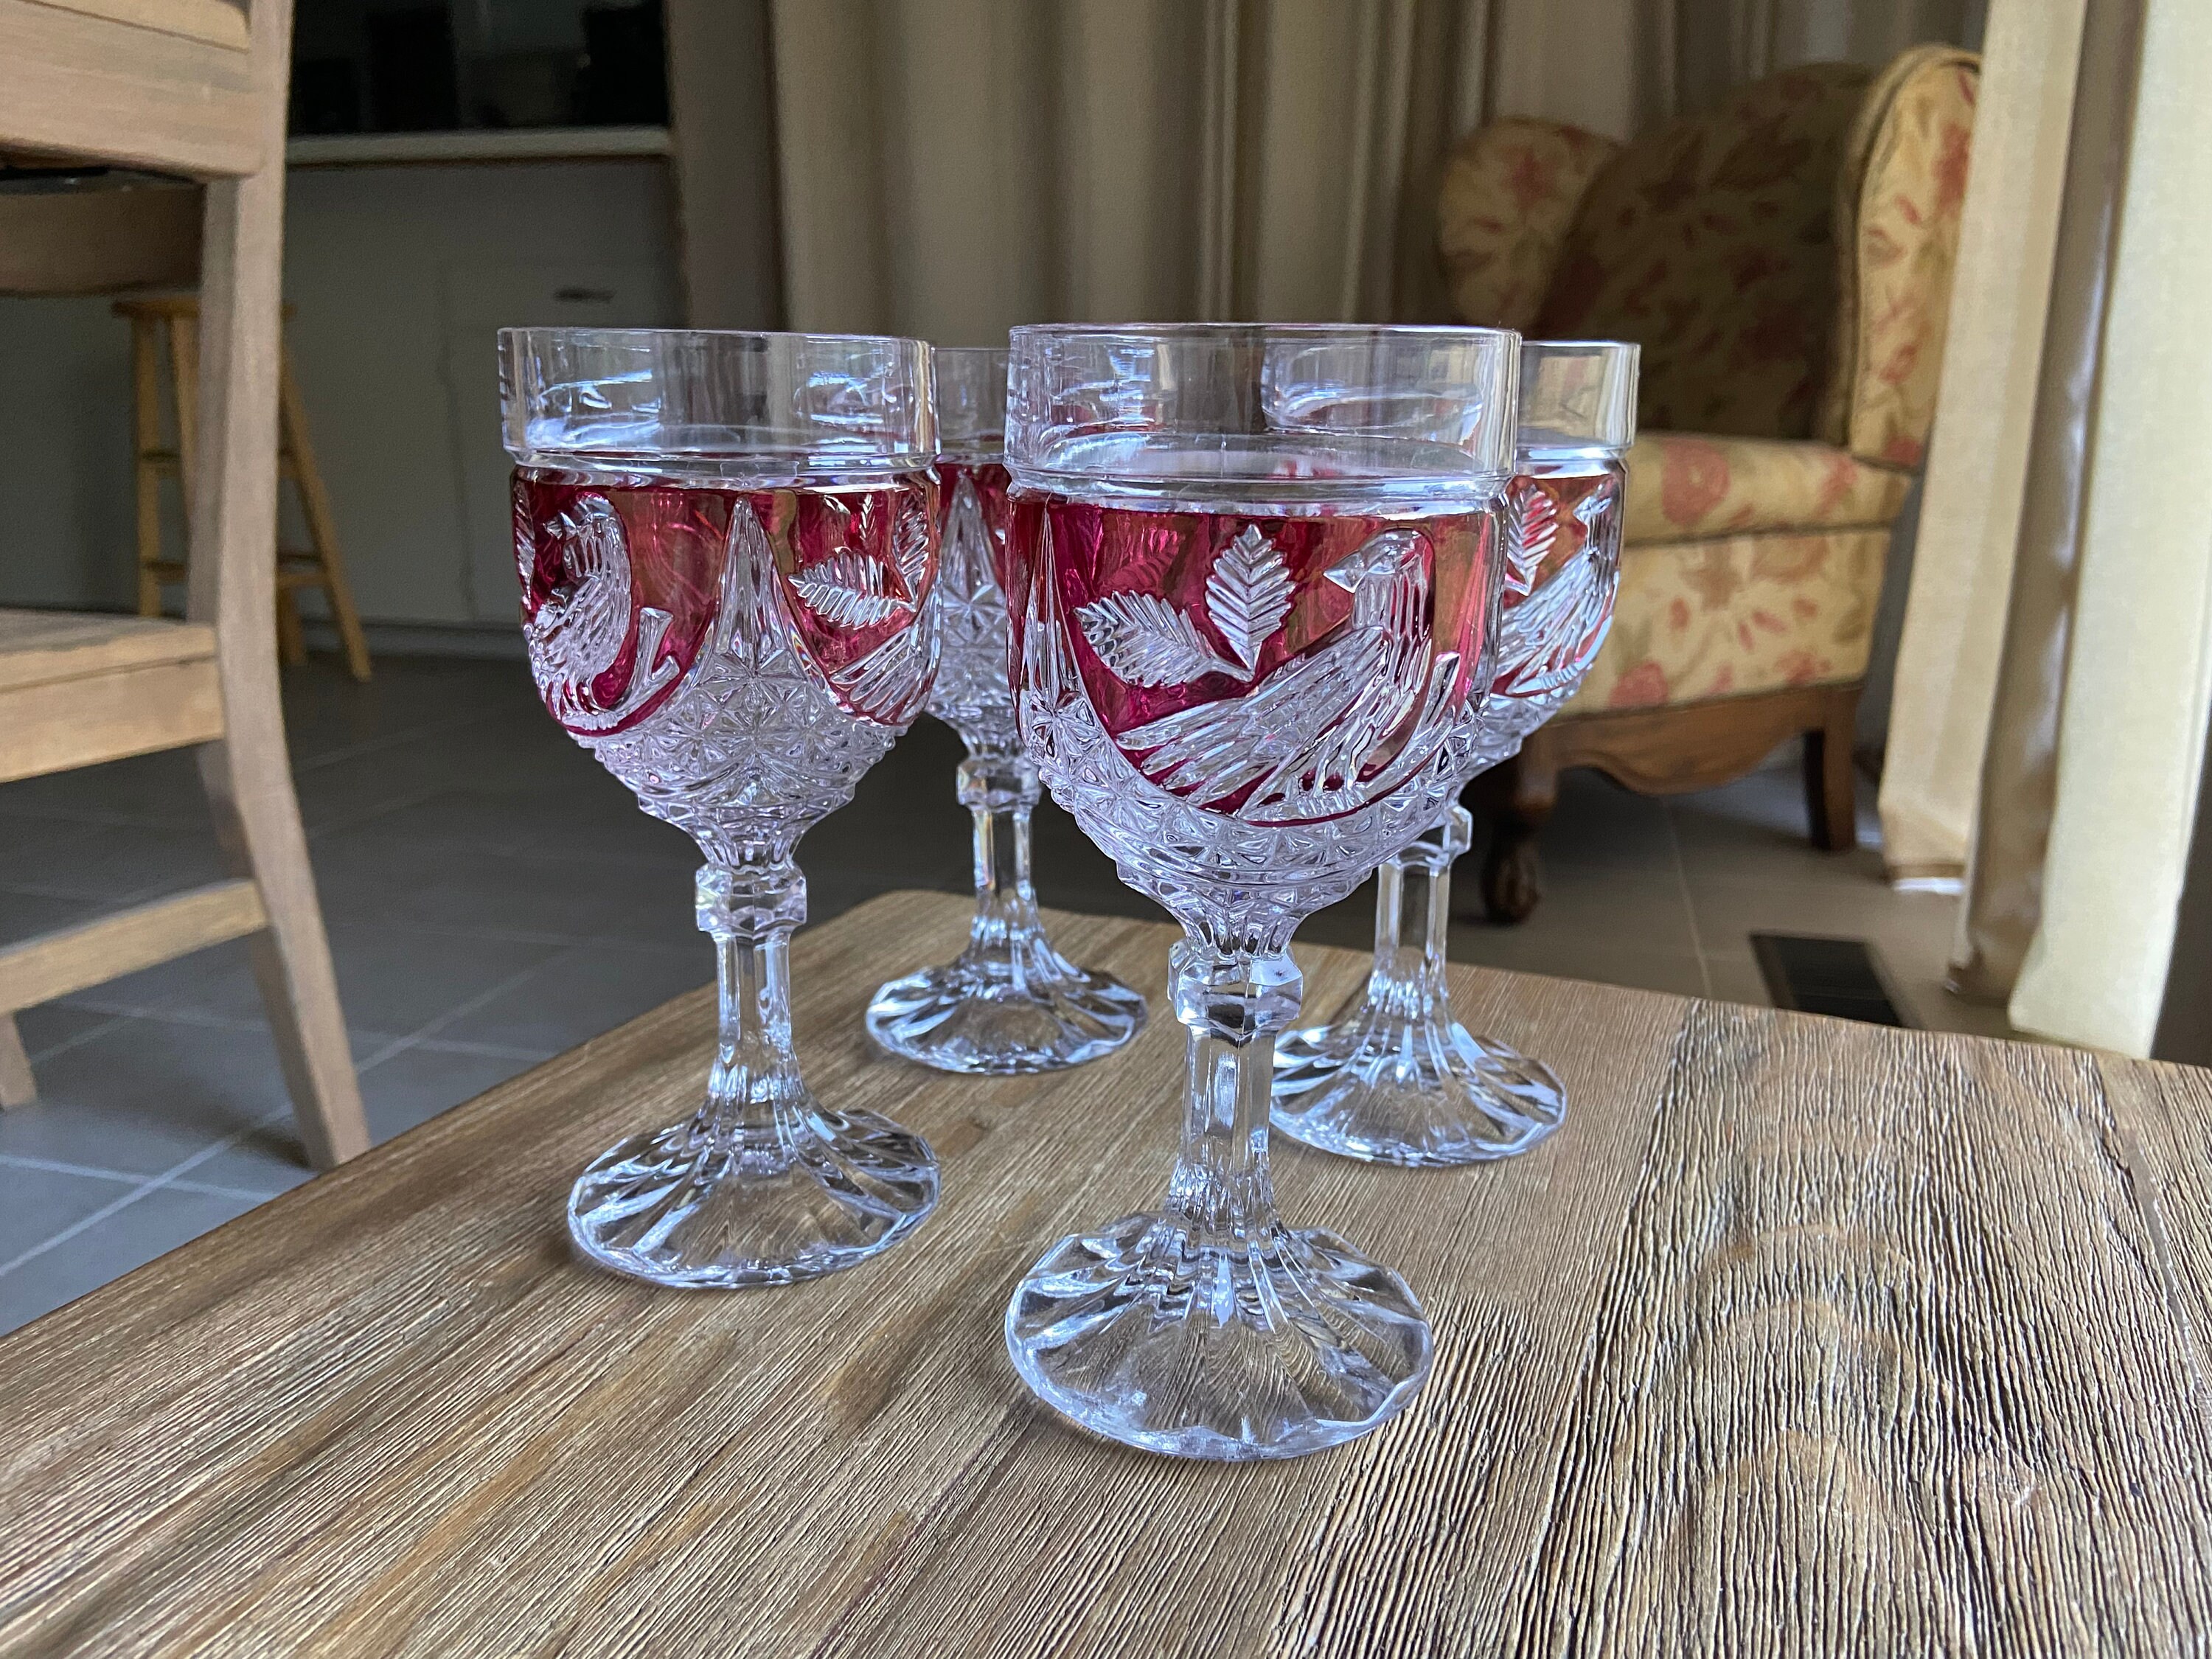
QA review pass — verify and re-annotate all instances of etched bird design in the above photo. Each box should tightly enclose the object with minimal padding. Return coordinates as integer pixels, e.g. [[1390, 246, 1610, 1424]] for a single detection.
[[1076, 528, 1439, 821], [523, 493, 678, 735], [1494, 476, 1621, 700]]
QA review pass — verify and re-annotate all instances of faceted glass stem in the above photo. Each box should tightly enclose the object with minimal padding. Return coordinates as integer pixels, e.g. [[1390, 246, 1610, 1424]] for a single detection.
[[1271, 805, 1567, 1166], [865, 748, 1145, 1075], [1363, 812, 1461, 1032], [700, 858, 811, 1175], [1162, 940, 1304, 1241], [567, 855, 939, 1289], [1006, 932, 1431, 1461], [961, 751, 1050, 981]]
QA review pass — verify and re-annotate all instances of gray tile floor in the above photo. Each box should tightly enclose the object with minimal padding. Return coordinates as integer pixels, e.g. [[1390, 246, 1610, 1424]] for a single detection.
[[0, 656, 2009, 1335]]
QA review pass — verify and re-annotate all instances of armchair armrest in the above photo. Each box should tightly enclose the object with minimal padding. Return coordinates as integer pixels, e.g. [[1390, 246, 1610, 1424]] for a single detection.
[[1436, 119, 1620, 330]]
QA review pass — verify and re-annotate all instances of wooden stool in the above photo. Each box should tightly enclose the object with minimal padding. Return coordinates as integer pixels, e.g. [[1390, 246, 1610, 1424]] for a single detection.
[[114, 295, 372, 683], [0, 0, 371, 1167]]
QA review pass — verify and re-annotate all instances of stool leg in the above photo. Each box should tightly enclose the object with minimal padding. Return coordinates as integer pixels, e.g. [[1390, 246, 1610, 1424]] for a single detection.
[[187, 173, 370, 1170], [279, 349, 372, 682], [130, 316, 166, 618], [0, 1014, 34, 1110], [275, 586, 308, 668]]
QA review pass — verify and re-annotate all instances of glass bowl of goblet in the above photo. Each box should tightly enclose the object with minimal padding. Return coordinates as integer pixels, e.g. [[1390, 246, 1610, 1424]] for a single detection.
[[866, 345, 1147, 1074], [999, 321, 1520, 1459], [1271, 339, 1639, 1166], [501, 326, 943, 1289]]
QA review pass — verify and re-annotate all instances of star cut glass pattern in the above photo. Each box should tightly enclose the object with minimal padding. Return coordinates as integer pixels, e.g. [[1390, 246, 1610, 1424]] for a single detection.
[[995, 322, 1520, 1461], [502, 326, 943, 1291]]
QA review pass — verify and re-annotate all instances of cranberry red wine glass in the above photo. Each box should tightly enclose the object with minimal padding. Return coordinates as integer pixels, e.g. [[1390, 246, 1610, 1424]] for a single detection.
[[866, 346, 1147, 1073], [500, 327, 942, 1289], [1001, 322, 1519, 1458], [1272, 339, 1638, 1166]]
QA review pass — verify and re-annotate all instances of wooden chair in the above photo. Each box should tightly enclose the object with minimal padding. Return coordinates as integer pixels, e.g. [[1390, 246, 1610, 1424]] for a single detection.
[[1439, 48, 1979, 919], [0, 0, 368, 1167], [116, 293, 372, 681]]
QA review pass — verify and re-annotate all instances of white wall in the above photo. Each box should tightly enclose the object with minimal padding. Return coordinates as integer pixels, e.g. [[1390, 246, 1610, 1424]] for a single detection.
[[0, 158, 681, 639]]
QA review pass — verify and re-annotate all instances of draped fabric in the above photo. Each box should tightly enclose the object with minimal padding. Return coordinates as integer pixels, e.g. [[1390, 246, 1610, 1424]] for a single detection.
[[2003, 0, 2212, 1055], [693, 0, 1975, 345], [1875, 0, 2084, 882], [1885, 0, 2212, 1055]]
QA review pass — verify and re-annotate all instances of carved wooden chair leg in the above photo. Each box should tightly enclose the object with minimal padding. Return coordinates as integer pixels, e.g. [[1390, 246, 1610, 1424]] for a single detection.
[[1802, 686, 1860, 852], [1475, 730, 1562, 925]]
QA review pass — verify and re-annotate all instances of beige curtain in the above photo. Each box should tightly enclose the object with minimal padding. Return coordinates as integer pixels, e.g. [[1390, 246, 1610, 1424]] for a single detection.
[[1886, 0, 2212, 1055], [744, 0, 1971, 344], [2006, 0, 2212, 1054], [1877, 0, 2084, 883]]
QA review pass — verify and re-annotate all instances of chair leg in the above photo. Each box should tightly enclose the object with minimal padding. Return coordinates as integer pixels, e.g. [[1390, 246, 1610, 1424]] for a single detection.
[[275, 586, 308, 668], [0, 1015, 35, 1110], [129, 316, 166, 618], [1473, 727, 1561, 925], [185, 167, 370, 1172], [280, 349, 372, 683], [1803, 686, 1860, 852]]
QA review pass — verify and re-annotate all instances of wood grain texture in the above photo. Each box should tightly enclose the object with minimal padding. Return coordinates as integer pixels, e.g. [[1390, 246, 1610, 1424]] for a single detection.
[[23, 0, 248, 51], [0, 0, 258, 178], [0, 657, 224, 786], [0, 879, 264, 1013], [0, 610, 215, 694], [0, 889, 2206, 1657]]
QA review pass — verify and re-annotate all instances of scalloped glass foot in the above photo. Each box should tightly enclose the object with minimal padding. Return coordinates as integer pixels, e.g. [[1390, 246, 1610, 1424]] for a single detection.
[[1005, 1211, 1433, 1460], [866, 955, 1147, 1074], [568, 1102, 939, 1289], [1271, 1012, 1565, 1166]]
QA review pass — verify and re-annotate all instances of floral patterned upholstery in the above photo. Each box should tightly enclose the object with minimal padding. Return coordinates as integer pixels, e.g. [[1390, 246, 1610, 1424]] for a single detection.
[[1570, 530, 1886, 711], [1618, 433, 1910, 542], [1439, 46, 1977, 717], [1537, 63, 1874, 440], [1818, 48, 1979, 466], [1437, 120, 1621, 333]]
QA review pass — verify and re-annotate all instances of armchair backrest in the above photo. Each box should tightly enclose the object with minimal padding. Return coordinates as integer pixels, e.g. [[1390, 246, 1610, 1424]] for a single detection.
[[1439, 46, 1980, 469], [1818, 46, 1978, 467], [1535, 63, 1874, 443]]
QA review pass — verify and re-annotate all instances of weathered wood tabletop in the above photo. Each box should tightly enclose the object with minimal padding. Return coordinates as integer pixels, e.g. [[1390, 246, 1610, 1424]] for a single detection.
[[3, 889, 2209, 1656]]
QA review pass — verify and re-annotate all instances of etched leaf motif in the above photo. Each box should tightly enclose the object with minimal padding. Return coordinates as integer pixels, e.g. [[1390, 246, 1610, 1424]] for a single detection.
[[1075, 592, 1227, 686], [1204, 526, 1293, 675], [1501, 482, 1559, 600], [892, 493, 933, 595], [792, 552, 911, 629]]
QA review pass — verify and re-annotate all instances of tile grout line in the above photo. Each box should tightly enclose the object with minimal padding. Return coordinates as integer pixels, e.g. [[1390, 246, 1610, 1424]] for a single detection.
[[1660, 801, 1715, 1000], [0, 1152, 276, 1203]]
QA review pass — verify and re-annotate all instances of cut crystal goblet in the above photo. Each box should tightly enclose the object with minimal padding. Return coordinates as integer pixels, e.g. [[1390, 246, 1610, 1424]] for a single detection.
[[999, 323, 1520, 1458], [866, 347, 1147, 1074], [501, 327, 943, 1289], [1272, 340, 1639, 1166]]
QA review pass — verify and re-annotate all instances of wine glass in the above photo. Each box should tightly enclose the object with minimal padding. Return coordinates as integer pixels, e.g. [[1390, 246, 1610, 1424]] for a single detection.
[[1271, 340, 1639, 1165], [500, 327, 943, 1289], [866, 347, 1147, 1074], [998, 323, 1519, 1458]]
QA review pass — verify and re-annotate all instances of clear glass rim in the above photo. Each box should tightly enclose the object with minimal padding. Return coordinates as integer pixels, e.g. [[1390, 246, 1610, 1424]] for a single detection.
[[499, 326, 936, 479], [1519, 338, 1638, 452], [1006, 321, 1520, 505], [933, 344, 1009, 459]]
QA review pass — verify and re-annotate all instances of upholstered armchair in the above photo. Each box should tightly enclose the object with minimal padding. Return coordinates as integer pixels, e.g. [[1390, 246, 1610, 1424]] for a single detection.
[[1439, 45, 1978, 919]]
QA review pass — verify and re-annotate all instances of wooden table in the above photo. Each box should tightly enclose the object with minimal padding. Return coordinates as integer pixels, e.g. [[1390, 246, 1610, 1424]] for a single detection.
[[4, 890, 2209, 1655]]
